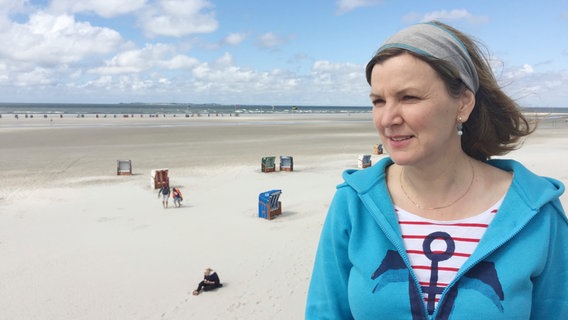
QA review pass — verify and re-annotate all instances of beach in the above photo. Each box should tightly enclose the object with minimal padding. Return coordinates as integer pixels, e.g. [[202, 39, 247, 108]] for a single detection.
[[0, 113, 567, 319]]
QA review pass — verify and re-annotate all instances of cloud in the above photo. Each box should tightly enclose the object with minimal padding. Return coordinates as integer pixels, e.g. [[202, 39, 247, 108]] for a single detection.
[[0, 0, 29, 13], [404, 9, 488, 25], [78, 74, 156, 93], [0, 66, 54, 87], [91, 43, 199, 75], [311, 60, 364, 87], [160, 54, 200, 69], [0, 12, 122, 66], [43, 0, 220, 38], [336, 0, 383, 15], [0, 0, 28, 30], [255, 32, 288, 50], [499, 63, 568, 108], [139, 0, 218, 37], [287, 52, 312, 65], [223, 32, 246, 46], [48, 0, 147, 18], [303, 60, 369, 105], [505, 64, 534, 78], [135, 52, 302, 103], [82, 56, 371, 105]]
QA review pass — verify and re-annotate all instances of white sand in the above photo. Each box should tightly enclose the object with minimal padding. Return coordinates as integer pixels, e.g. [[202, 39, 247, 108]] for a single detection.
[[0, 113, 566, 319]]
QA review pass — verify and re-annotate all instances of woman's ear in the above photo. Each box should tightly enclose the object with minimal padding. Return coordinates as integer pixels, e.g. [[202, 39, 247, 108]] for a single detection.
[[458, 89, 475, 121]]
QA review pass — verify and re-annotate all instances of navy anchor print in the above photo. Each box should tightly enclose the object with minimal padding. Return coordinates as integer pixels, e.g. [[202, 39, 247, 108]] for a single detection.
[[372, 233, 504, 320]]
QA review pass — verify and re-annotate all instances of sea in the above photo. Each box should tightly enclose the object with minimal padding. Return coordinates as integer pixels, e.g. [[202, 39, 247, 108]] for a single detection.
[[0, 102, 373, 116], [1, 102, 566, 117]]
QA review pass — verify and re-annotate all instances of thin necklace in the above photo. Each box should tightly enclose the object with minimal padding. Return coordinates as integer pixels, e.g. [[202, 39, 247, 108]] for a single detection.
[[399, 160, 475, 210]]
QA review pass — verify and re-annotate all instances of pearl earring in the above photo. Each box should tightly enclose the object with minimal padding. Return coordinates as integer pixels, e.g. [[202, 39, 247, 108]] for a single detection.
[[457, 116, 464, 136]]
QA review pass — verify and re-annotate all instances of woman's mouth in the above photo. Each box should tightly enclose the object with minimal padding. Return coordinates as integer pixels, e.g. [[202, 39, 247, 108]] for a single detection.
[[390, 135, 413, 141]]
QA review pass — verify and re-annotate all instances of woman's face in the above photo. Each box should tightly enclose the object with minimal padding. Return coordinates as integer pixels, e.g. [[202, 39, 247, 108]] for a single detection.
[[369, 53, 469, 167]]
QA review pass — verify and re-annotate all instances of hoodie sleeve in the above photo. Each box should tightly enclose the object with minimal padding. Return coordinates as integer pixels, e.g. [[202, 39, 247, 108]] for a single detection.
[[530, 199, 568, 319], [306, 185, 355, 320]]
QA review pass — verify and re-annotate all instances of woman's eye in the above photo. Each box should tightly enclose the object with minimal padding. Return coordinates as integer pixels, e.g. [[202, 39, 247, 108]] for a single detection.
[[372, 99, 385, 107], [402, 95, 419, 101]]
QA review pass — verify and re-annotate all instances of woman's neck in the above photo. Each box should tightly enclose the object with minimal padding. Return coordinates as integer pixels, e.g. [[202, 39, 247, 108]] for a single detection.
[[395, 155, 476, 217]]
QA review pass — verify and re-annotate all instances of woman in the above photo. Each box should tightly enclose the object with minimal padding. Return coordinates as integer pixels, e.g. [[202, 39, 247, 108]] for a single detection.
[[193, 268, 222, 295], [306, 21, 567, 319]]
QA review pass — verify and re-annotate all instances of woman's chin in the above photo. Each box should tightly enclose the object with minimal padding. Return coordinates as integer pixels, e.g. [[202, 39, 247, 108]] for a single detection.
[[387, 153, 418, 166]]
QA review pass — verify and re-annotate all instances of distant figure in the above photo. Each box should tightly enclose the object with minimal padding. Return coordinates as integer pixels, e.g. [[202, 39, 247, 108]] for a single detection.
[[192, 268, 222, 296], [172, 187, 183, 207], [157, 184, 170, 208]]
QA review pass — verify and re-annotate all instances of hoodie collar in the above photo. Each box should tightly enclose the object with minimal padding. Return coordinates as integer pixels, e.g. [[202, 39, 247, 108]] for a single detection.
[[341, 157, 566, 259]]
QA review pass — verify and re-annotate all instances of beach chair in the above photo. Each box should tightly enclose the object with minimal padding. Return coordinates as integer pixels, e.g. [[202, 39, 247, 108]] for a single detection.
[[358, 154, 372, 169], [258, 189, 282, 220], [279, 156, 294, 172], [117, 160, 132, 175], [373, 144, 384, 155], [151, 169, 169, 189], [261, 156, 276, 173]]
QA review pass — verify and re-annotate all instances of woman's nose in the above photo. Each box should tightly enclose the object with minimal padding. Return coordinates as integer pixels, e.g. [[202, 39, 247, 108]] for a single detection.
[[376, 102, 402, 128]]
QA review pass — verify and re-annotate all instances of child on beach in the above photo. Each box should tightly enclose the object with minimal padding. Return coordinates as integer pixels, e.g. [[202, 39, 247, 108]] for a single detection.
[[193, 268, 222, 295], [157, 184, 170, 208], [172, 187, 183, 207]]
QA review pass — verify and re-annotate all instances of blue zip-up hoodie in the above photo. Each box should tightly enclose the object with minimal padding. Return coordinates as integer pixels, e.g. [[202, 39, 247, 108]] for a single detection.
[[306, 157, 568, 319]]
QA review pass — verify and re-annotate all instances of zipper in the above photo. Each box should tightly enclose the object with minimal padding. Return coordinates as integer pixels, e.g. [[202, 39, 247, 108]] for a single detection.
[[395, 239, 431, 319], [361, 196, 430, 319]]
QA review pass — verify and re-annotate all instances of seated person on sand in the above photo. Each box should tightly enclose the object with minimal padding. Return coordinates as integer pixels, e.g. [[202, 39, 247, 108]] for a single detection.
[[193, 268, 222, 295], [172, 187, 183, 207]]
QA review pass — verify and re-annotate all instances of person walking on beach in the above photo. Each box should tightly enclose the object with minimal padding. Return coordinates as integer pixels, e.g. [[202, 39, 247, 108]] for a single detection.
[[193, 268, 222, 295], [157, 184, 170, 208], [172, 187, 183, 207], [306, 21, 567, 319]]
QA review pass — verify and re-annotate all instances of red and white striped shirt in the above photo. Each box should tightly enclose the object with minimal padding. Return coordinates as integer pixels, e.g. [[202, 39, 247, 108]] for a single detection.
[[395, 198, 502, 314]]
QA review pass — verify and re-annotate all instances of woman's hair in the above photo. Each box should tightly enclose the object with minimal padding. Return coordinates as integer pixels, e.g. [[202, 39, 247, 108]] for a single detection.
[[365, 21, 534, 161]]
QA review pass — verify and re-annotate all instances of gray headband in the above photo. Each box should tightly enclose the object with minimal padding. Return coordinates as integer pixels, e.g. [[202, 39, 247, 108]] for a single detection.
[[377, 22, 479, 93]]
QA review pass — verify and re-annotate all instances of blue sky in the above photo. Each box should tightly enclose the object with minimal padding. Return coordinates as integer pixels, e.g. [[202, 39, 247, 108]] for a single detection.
[[0, 0, 566, 107]]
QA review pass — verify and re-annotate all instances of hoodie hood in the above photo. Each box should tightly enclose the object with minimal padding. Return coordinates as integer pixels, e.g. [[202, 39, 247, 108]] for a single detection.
[[488, 159, 565, 211]]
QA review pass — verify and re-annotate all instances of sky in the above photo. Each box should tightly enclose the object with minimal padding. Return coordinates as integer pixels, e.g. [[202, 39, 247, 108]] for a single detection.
[[0, 0, 567, 107]]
